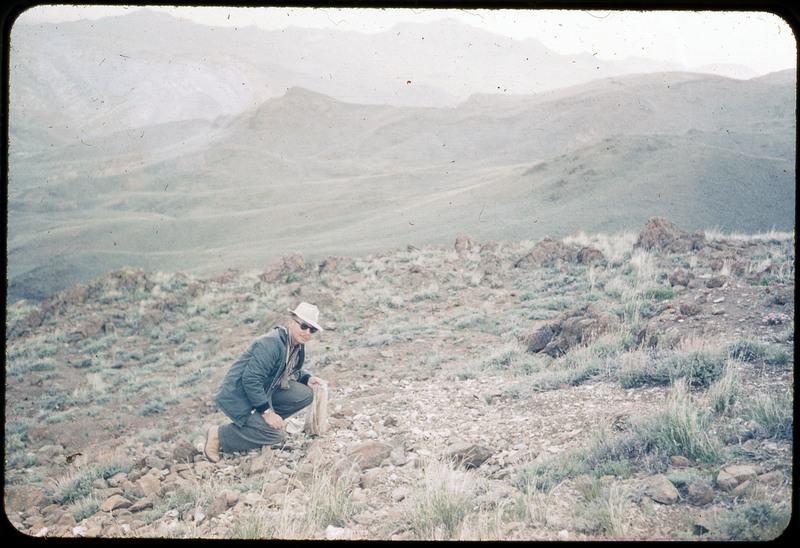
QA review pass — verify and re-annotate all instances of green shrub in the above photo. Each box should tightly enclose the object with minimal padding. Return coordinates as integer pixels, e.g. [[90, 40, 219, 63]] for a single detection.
[[724, 338, 790, 366], [52, 471, 94, 505], [528, 348, 603, 391], [141, 504, 169, 525], [708, 365, 740, 415], [404, 458, 479, 539], [725, 338, 769, 362], [717, 500, 791, 540], [52, 458, 134, 506], [579, 484, 633, 538], [184, 318, 208, 332], [593, 459, 633, 479], [305, 469, 359, 528], [40, 389, 75, 411], [764, 347, 792, 367], [666, 468, 705, 490], [515, 453, 586, 494], [138, 399, 166, 417], [528, 363, 600, 391], [97, 460, 133, 480], [508, 481, 550, 526], [71, 497, 100, 522], [739, 392, 793, 441], [665, 350, 725, 388], [30, 360, 57, 372], [80, 334, 118, 354], [575, 474, 605, 501], [618, 366, 647, 389], [641, 287, 675, 301], [642, 382, 720, 465], [623, 299, 658, 323], [36, 343, 60, 359], [581, 429, 652, 476]]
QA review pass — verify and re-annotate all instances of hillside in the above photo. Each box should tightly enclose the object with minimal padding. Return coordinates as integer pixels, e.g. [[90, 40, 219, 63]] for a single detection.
[[6, 69, 796, 304], [7, 9, 690, 138], [3, 220, 794, 540]]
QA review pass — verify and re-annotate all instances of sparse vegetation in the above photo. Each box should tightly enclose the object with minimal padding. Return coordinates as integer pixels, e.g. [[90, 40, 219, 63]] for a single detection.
[[304, 469, 360, 529], [4, 226, 793, 540], [716, 500, 792, 540], [708, 363, 741, 416], [403, 457, 482, 539], [738, 392, 793, 441], [641, 381, 721, 465]]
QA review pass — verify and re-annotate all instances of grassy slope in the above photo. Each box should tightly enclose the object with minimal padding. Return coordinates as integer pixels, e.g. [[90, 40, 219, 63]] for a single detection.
[[6, 74, 795, 303]]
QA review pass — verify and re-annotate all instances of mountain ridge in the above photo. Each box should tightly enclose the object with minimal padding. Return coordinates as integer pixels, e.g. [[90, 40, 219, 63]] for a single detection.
[[7, 70, 796, 303], [6, 9, 796, 304]]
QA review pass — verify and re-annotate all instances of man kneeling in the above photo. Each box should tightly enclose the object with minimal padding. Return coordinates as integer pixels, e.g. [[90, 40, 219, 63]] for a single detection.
[[204, 303, 325, 462]]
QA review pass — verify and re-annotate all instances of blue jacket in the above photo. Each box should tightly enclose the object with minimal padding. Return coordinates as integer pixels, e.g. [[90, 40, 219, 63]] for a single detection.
[[215, 327, 310, 427]]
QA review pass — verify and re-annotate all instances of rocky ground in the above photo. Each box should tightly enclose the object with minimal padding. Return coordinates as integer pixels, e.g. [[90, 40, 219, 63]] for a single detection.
[[4, 218, 794, 540]]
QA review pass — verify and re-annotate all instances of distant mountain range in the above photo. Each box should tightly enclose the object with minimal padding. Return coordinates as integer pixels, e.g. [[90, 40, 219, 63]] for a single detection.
[[5, 10, 796, 303], [8, 8, 746, 146]]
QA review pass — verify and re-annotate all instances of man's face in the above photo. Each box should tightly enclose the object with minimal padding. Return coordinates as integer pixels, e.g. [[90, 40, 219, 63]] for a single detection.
[[288, 316, 316, 346]]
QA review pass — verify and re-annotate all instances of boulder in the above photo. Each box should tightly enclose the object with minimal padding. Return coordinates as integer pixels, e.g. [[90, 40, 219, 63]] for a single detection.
[[520, 303, 620, 356], [643, 474, 679, 504], [687, 480, 714, 505], [347, 441, 393, 470], [317, 255, 357, 275], [248, 455, 269, 475], [99, 495, 132, 512], [715, 470, 739, 491], [577, 246, 604, 264], [446, 442, 493, 469], [478, 254, 502, 280], [171, 441, 198, 464], [260, 253, 307, 284], [454, 236, 475, 254], [206, 489, 239, 518], [670, 456, 692, 467], [723, 465, 758, 484], [679, 301, 700, 316], [520, 324, 555, 353], [635, 218, 705, 253], [128, 496, 155, 513], [669, 269, 694, 287], [514, 237, 578, 268], [135, 472, 162, 497], [693, 511, 719, 535]]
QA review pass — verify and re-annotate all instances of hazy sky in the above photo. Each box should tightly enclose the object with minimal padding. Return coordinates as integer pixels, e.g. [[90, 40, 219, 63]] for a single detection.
[[17, 5, 797, 77]]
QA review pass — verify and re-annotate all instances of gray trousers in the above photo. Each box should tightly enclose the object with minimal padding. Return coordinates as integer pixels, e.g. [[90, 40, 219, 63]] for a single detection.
[[218, 381, 313, 453]]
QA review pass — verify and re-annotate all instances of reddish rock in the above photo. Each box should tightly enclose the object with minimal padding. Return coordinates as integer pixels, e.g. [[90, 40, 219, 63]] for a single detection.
[[454, 236, 474, 253], [577, 246, 604, 264], [635, 218, 705, 253], [99, 495, 132, 512], [446, 442, 493, 469], [670, 456, 692, 467], [679, 302, 700, 316], [260, 253, 307, 284], [346, 442, 393, 470], [514, 237, 578, 268], [687, 480, 714, 505]]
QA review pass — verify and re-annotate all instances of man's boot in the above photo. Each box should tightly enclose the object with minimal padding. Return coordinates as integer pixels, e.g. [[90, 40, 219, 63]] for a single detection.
[[204, 425, 221, 463]]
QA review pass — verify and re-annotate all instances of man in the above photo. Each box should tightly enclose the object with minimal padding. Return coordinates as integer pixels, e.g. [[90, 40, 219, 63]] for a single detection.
[[204, 302, 325, 462]]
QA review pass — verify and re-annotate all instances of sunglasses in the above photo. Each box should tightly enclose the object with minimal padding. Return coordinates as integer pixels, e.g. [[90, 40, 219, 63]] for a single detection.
[[294, 318, 318, 333]]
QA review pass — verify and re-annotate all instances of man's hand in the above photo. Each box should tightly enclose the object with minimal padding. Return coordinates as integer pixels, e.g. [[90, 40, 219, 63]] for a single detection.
[[307, 376, 325, 387], [262, 409, 284, 429]]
